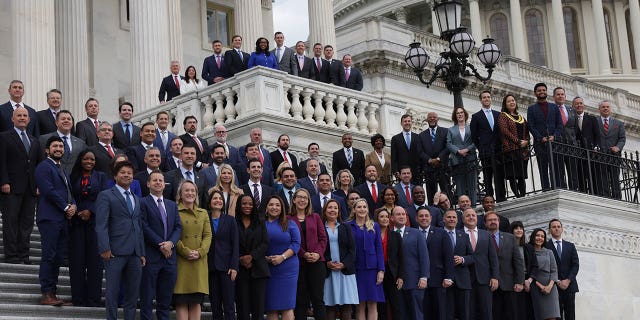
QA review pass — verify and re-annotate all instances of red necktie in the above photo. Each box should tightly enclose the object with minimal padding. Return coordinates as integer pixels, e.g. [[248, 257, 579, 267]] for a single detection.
[[94, 120, 99, 132], [258, 148, 265, 164], [192, 135, 204, 153], [371, 182, 377, 203], [174, 75, 180, 90], [492, 233, 499, 253], [604, 119, 609, 134], [405, 185, 412, 205], [106, 144, 115, 158], [560, 106, 568, 125], [316, 58, 321, 71], [15, 103, 21, 108], [283, 151, 289, 163]]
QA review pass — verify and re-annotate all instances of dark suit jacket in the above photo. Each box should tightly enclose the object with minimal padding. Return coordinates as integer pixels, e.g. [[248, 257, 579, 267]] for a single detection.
[[202, 54, 228, 85], [469, 228, 500, 285], [271, 46, 298, 75], [545, 239, 579, 293], [238, 145, 272, 170], [597, 116, 625, 154], [208, 214, 240, 272], [332, 147, 366, 185], [406, 203, 440, 228], [493, 231, 525, 291], [400, 227, 430, 290], [311, 192, 348, 221], [277, 187, 299, 214], [385, 229, 405, 281], [270, 149, 299, 178], [419, 126, 450, 170], [39, 132, 87, 173], [343, 67, 364, 91], [295, 55, 316, 79], [89, 144, 123, 177], [95, 186, 145, 257], [328, 59, 343, 86], [237, 218, 270, 278], [390, 131, 424, 175], [180, 133, 210, 164], [394, 183, 414, 208], [75, 118, 100, 146], [0, 129, 44, 195], [70, 170, 109, 222], [158, 74, 183, 102], [313, 57, 331, 83], [298, 159, 328, 178], [324, 223, 356, 275], [125, 143, 150, 173], [36, 109, 58, 135], [298, 176, 318, 196], [526, 102, 563, 143], [163, 168, 207, 205], [154, 128, 177, 157], [140, 195, 182, 264], [470, 108, 502, 157], [425, 227, 455, 288], [241, 183, 275, 214], [448, 229, 475, 289], [558, 104, 578, 144], [35, 158, 75, 223], [355, 181, 386, 218], [224, 49, 250, 77], [0, 102, 39, 136], [112, 122, 141, 150], [576, 113, 601, 149]]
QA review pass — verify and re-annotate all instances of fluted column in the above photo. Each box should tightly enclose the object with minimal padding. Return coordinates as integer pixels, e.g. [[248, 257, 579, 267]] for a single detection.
[[591, 0, 612, 74], [468, 0, 482, 45], [509, 0, 526, 60], [630, 0, 640, 70], [130, 0, 170, 110], [308, 0, 337, 50], [431, 9, 440, 36], [13, 0, 57, 108], [235, 0, 263, 52], [167, 0, 183, 63], [613, 0, 631, 73], [550, 0, 570, 73]]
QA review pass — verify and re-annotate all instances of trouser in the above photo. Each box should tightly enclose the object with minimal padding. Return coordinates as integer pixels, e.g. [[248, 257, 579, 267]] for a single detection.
[[294, 261, 327, 320], [445, 286, 470, 320], [1, 193, 36, 261], [209, 269, 236, 320], [492, 288, 515, 320], [38, 220, 68, 293], [236, 268, 266, 320], [68, 220, 103, 306], [104, 254, 142, 320], [140, 260, 177, 320], [558, 289, 576, 320]]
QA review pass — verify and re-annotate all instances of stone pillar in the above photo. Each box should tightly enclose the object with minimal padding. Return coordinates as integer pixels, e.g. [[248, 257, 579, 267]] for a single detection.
[[468, 0, 483, 44], [55, 0, 90, 117], [580, 0, 599, 74], [613, 0, 632, 73], [13, 0, 57, 108], [235, 0, 263, 52], [261, 0, 274, 41], [167, 0, 183, 63], [591, 0, 612, 74], [308, 0, 337, 50], [630, 0, 640, 70], [509, 0, 526, 61], [431, 9, 440, 36], [393, 7, 407, 24], [130, 0, 170, 110], [550, 0, 571, 73]]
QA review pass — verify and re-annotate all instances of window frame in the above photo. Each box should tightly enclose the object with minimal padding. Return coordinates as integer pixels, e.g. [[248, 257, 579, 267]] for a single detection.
[[201, 0, 234, 51]]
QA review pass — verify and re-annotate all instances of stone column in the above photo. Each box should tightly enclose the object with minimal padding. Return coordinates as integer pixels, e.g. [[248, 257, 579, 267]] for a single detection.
[[613, 0, 632, 73], [167, 0, 183, 63], [393, 7, 407, 24], [13, 0, 57, 108], [580, 0, 599, 74], [431, 9, 440, 36], [591, 0, 612, 74], [235, 0, 263, 52], [630, 0, 640, 70], [468, 0, 483, 44], [509, 0, 526, 61], [308, 0, 337, 50], [550, 0, 570, 73]]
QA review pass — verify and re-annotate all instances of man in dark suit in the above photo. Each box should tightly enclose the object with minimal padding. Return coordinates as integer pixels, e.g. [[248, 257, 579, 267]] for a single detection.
[[237, 142, 274, 187], [553, 87, 578, 189], [332, 133, 366, 185], [112, 102, 141, 150], [154, 111, 176, 158], [484, 212, 524, 320], [75, 98, 101, 146], [180, 115, 209, 168], [462, 208, 499, 320], [163, 145, 207, 205], [480, 195, 510, 233], [134, 148, 164, 197], [95, 160, 146, 320], [272, 32, 298, 75], [337, 54, 364, 91], [294, 41, 315, 79], [298, 142, 328, 178], [312, 173, 348, 220], [140, 171, 182, 320], [391, 114, 424, 185], [443, 209, 474, 320], [164, 137, 183, 173], [395, 167, 418, 226], [354, 165, 386, 218], [323, 45, 343, 86], [241, 158, 275, 214], [90, 122, 123, 177], [546, 219, 579, 320], [420, 112, 451, 201], [298, 157, 321, 196], [527, 83, 563, 191], [597, 100, 626, 199], [36, 89, 63, 135], [392, 206, 429, 320], [126, 122, 157, 173], [158, 61, 182, 103], [39, 110, 87, 173], [277, 167, 301, 213], [35, 136, 76, 306], [213, 124, 241, 168], [0, 108, 45, 264], [224, 35, 250, 77], [572, 97, 601, 193], [202, 40, 228, 85], [416, 207, 454, 320], [238, 127, 272, 173], [0, 80, 39, 136], [470, 90, 505, 201], [406, 185, 443, 228], [311, 43, 331, 83], [270, 134, 299, 178]]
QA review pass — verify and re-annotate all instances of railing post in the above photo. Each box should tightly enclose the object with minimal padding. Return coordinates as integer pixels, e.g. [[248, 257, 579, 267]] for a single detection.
[[548, 140, 556, 189]]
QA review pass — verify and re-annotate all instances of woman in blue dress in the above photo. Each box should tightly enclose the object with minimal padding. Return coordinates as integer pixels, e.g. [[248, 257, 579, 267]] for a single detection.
[[323, 199, 358, 320], [264, 195, 301, 320], [248, 37, 279, 70], [348, 198, 384, 320]]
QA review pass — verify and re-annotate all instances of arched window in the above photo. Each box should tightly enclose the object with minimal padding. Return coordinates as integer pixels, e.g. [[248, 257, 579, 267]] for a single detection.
[[490, 13, 510, 56], [525, 9, 547, 66], [563, 7, 582, 68], [626, 10, 636, 69], [603, 9, 615, 68]]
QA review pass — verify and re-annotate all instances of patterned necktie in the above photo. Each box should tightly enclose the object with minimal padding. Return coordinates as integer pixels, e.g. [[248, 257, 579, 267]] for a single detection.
[[185, 171, 193, 182], [323, 196, 328, 208], [174, 75, 180, 90], [431, 128, 436, 143], [192, 135, 204, 153], [560, 105, 568, 125], [253, 184, 261, 209], [312, 179, 318, 193], [157, 198, 168, 239], [288, 190, 294, 206], [346, 148, 353, 167], [604, 118, 609, 134]]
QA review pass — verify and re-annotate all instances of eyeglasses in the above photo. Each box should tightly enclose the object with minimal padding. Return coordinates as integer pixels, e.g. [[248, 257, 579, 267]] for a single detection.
[[215, 130, 227, 134]]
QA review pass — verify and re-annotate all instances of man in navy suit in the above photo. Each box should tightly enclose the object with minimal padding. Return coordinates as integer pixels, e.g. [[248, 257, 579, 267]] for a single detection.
[[336, 54, 363, 91], [36, 89, 63, 135], [95, 161, 146, 320], [323, 45, 343, 85], [164, 137, 183, 173], [270, 134, 299, 178], [443, 209, 474, 320], [112, 102, 141, 150], [90, 122, 123, 177], [298, 142, 328, 178], [241, 158, 275, 214], [126, 122, 157, 173], [294, 41, 316, 79], [312, 173, 348, 221], [416, 207, 454, 320], [0, 108, 45, 264], [527, 83, 563, 190], [38, 110, 87, 173], [202, 40, 228, 85], [153, 111, 176, 158], [0, 80, 39, 136], [277, 167, 300, 213], [332, 133, 366, 185], [392, 206, 429, 320], [406, 185, 443, 228], [298, 157, 321, 196], [75, 98, 101, 146], [395, 167, 417, 225], [572, 97, 601, 193], [420, 112, 451, 201], [35, 136, 76, 306], [546, 219, 579, 320], [224, 35, 250, 77], [140, 171, 182, 320], [354, 165, 386, 218], [163, 145, 207, 205], [237, 142, 274, 187], [462, 208, 499, 320], [180, 115, 210, 167], [311, 43, 331, 83], [158, 60, 182, 102], [134, 148, 164, 197], [200, 143, 240, 192], [391, 114, 424, 185]]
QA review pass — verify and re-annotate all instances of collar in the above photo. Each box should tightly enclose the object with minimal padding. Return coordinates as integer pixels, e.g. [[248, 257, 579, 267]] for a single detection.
[[146, 167, 154, 175], [119, 120, 131, 126], [87, 117, 99, 122], [47, 157, 60, 166], [150, 194, 163, 203], [319, 192, 332, 198], [141, 142, 154, 149], [445, 227, 456, 233], [483, 107, 492, 112], [180, 166, 194, 177], [464, 226, 478, 233], [420, 226, 430, 233], [57, 131, 71, 140], [13, 127, 26, 136], [114, 184, 130, 195], [552, 237, 562, 243], [9, 100, 22, 108], [601, 116, 610, 122], [394, 226, 405, 233], [250, 181, 262, 187]]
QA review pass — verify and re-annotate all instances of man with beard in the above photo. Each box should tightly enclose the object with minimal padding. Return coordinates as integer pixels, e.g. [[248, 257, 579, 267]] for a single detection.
[[201, 143, 239, 191], [202, 40, 228, 85], [270, 134, 299, 177], [179, 116, 209, 167]]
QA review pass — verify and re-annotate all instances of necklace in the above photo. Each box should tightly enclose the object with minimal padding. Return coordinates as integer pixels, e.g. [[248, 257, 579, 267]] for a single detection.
[[502, 112, 525, 124]]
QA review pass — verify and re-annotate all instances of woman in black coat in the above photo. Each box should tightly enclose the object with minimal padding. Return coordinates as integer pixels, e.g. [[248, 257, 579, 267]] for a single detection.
[[511, 221, 539, 320], [374, 207, 405, 320]]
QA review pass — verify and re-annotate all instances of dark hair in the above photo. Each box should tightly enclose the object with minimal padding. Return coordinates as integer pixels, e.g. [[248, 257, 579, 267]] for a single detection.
[[451, 106, 469, 123], [119, 102, 133, 113], [277, 134, 289, 143], [381, 186, 399, 205], [47, 89, 62, 98], [548, 218, 562, 228], [184, 65, 200, 83], [265, 195, 289, 231], [70, 149, 96, 183], [510, 221, 525, 246], [553, 87, 565, 95], [247, 157, 262, 168], [324, 45, 334, 50], [84, 98, 99, 109], [478, 90, 492, 99], [45, 136, 63, 149], [280, 166, 296, 178], [208, 189, 227, 213], [500, 94, 519, 114], [255, 37, 271, 55], [399, 165, 412, 174], [113, 160, 134, 175], [212, 39, 222, 45], [210, 143, 225, 154], [307, 142, 319, 151], [528, 228, 546, 246], [322, 199, 343, 223], [274, 31, 284, 37], [347, 190, 362, 198], [370, 133, 385, 147], [156, 111, 169, 119], [244, 142, 258, 153], [232, 35, 242, 41], [183, 115, 197, 126], [140, 121, 156, 131], [235, 194, 260, 227], [533, 82, 547, 91], [55, 109, 73, 121], [401, 114, 412, 121], [313, 43, 322, 48]]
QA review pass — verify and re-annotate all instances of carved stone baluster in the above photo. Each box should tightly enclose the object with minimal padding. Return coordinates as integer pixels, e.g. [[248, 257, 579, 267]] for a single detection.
[[323, 93, 337, 127], [346, 98, 358, 130], [283, 82, 292, 116], [301, 88, 315, 123], [223, 88, 237, 122], [367, 102, 379, 134], [212, 91, 225, 125], [356, 100, 369, 133], [201, 95, 214, 130], [335, 96, 347, 129], [289, 86, 303, 120]]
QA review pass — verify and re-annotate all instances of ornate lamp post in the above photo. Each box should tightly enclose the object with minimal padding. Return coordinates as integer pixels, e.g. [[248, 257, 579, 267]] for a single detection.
[[404, 0, 501, 107]]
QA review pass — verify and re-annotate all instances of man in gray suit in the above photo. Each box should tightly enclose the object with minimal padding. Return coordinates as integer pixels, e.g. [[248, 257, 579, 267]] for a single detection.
[[597, 100, 626, 199], [39, 110, 87, 173], [272, 32, 298, 76], [553, 87, 578, 190], [484, 212, 524, 320]]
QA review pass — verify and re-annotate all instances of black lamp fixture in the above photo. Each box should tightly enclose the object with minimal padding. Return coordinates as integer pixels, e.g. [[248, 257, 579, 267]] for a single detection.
[[405, 0, 501, 108]]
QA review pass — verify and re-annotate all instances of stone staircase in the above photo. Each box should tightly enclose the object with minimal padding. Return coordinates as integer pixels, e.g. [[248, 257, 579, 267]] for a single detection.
[[0, 217, 213, 319]]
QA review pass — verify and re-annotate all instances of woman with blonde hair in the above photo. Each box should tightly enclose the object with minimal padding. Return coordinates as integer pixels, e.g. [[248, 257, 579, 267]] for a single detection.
[[209, 163, 243, 216], [334, 169, 355, 199]]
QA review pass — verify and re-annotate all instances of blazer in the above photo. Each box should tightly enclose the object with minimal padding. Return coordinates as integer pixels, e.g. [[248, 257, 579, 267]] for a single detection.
[[328, 59, 343, 86], [238, 145, 272, 171], [311, 192, 349, 221], [576, 113, 601, 149], [39, 132, 87, 174], [419, 126, 450, 170], [313, 57, 332, 83], [425, 227, 455, 288], [288, 213, 328, 263], [394, 183, 414, 208], [399, 227, 430, 290], [597, 116, 626, 154], [208, 214, 240, 272], [89, 144, 123, 177], [354, 181, 386, 218], [526, 102, 563, 143], [95, 186, 145, 257], [125, 143, 150, 173], [140, 195, 182, 264], [295, 55, 316, 79], [35, 158, 75, 223], [70, 170, 109, 224], [384, 228, 405, 281], [324, 223, 356, 275], [134, 170, 172, 199], [448, 229, 475, 290], [36, 109, 58, 135], [390, 131, 424, 176], [202, 54, 228, 85], [75, 118, 100, 146], [0, 129, 44, 195], [492, 231, 525, 290], [200, 164, 240, 192], [348, 221, 385, 271], [364, 150, 392, 185], [237, 217, 270, 278], [277, 186, 300, 214], [270, 149, 299, 179], [158, 74, 183, 102], [180, 133, 210, 164], [0, 102, 40, 136], [154, 128, 177, 157], [342, 67, 364, 91], [558, 104, 578, 144], [298, 159, 328, 179], [545, 239, 579, 293], [332, 147, 366, 186], [468, 228, 500, 285], [241, 183, 275, 214], [223, 48, 250, 77], [112, 122, 141, 150], [271, 46, 298, 75], [470, 108, 502, 157], [298, 176, 318, 196], [163, 168, 207, 205], [446, 125, 477, 166], [497, 113, 530, 154]]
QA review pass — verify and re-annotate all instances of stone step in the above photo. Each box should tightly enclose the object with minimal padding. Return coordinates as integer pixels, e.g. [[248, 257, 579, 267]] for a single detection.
[[0, 303, 214, 320], [0, 282, 73, 296]]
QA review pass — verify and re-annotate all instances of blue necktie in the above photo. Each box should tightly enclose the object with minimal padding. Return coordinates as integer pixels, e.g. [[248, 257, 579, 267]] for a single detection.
[[62, 136, 71, 159], [449, 231, 456, 247], [555, 240, 562, 257], [405, 132, 411, 149], [124, 190, 134, 215], [431, 128, 436, 143], [486, 110, 494, 130], [20, 131, 31, 152], [185, 171, 193, 182]]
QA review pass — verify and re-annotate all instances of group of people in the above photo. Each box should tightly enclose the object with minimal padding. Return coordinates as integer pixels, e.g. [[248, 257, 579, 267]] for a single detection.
[[158, 32, 363, 103]]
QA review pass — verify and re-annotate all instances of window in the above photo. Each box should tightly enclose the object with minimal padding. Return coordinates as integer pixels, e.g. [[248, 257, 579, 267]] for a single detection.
[[563, 7, 582, 68], [206, 3, 233, 46], [603, 9, 615, 68], [490, 13, 510, 56], [525, 9, 547, 66], [626, 10, 636, 69]]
